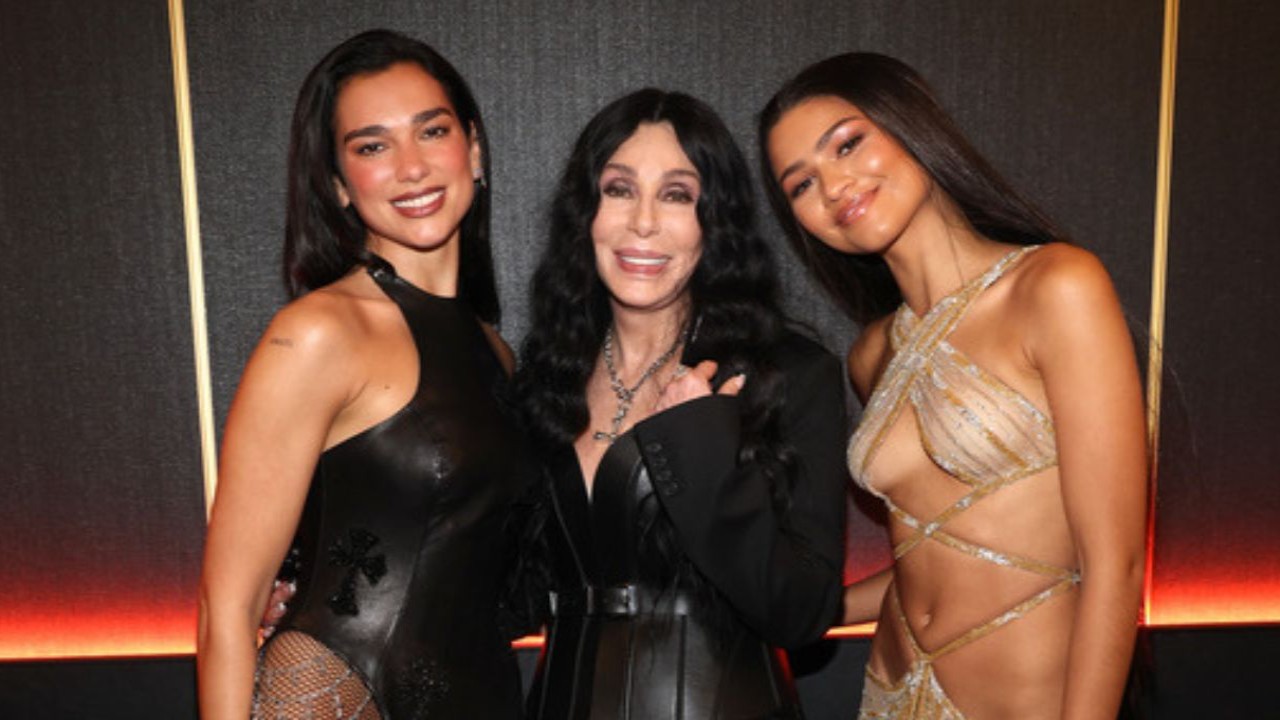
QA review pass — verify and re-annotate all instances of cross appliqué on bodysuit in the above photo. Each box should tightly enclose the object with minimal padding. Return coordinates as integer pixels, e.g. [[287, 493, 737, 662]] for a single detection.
[[326, 527, 388, 616]]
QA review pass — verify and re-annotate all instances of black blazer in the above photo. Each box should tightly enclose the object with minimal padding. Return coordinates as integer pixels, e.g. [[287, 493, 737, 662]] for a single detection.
[[526, 331, 848, 720]]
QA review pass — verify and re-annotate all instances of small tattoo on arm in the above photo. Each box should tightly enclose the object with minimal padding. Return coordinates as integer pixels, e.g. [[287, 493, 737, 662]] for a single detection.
[[269, 337, 294, 348]]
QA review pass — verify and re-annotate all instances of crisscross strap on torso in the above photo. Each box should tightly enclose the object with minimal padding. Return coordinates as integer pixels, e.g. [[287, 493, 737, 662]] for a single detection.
[[848, 245, 1055, 492], [847, 245, 1080, 662], [855, 578, 1078, 720]]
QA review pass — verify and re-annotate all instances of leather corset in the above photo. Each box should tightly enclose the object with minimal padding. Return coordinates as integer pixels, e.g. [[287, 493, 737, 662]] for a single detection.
[[528, 433, 802, 720]]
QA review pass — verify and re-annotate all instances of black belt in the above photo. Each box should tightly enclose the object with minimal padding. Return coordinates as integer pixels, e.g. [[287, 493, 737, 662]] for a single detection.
[[549, 584, 697, 618]]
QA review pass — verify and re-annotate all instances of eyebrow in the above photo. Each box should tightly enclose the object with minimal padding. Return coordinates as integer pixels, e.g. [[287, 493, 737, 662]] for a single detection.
[[776, 114, 862, 185], [602, 163, 701, 183], [340, 107, 454, 144]]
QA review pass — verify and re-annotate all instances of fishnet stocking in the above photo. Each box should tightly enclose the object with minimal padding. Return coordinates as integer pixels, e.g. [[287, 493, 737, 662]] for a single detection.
[[253, 631, 383, 720]]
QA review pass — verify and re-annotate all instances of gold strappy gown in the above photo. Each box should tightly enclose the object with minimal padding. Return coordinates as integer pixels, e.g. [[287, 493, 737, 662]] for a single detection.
[[848, 247, 1078, 719]]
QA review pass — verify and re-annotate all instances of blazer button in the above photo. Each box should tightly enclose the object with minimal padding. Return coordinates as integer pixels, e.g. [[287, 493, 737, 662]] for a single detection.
[[655, 469, 681, 496], [645, 441, 663, 454]]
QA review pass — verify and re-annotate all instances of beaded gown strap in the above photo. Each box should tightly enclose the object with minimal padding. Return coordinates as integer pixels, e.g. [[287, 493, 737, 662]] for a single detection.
[[890, 572, 1077, 663], [847, 245, 1042, 486]]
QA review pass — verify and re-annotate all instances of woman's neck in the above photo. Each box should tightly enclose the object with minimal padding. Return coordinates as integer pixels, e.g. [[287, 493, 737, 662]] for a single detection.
[[366, 233, 461, 297], [608, 301, 690, 378], [882, 194, 1007, 316]]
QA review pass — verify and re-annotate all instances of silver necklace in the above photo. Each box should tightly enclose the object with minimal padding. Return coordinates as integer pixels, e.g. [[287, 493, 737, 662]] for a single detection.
[[592, 326, 683, 443]]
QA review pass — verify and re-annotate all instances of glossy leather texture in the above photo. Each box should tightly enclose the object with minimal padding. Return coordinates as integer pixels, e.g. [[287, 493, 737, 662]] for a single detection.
[[528, 332, 848, 720], [269, 259, 526, 719]]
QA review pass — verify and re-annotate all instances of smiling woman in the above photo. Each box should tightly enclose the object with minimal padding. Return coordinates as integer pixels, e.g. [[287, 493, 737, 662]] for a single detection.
[[590, 123, 704, 314], [511, 89, 848, 719], [759, 52, 1147, 720], [197, 30, 528, 720], [331, 63, 482, 265], [769, 95, 933, 257]]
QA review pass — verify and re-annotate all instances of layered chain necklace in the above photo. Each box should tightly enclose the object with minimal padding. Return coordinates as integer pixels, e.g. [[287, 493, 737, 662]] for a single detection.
[[592, 325, 684, 443]]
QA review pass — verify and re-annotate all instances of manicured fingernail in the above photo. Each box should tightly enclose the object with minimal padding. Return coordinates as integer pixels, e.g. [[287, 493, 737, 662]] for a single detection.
[[287, 581, 297, 593]]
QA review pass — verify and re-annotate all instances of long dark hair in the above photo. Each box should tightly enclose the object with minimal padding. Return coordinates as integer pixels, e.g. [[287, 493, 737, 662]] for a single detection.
[[283, 29, 499, 323], [758, 52, 1062, 324], [514, 89, 796, 622]]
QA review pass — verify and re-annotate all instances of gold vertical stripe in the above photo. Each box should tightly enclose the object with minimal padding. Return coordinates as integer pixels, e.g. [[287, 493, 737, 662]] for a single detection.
[[1143, 0, 1179, 625], [168, 0, 219, 520]]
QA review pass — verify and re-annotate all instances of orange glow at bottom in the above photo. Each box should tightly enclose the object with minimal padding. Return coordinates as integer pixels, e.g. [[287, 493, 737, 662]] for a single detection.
[[1147, 578, 1280, 627], [511, 635, 544, 649], [0, 608, 195, 661], [824, 622, 877, 639], [0, 611, 874, 662], [8, 586, 1277, 663], [508, 623, 878, 652]]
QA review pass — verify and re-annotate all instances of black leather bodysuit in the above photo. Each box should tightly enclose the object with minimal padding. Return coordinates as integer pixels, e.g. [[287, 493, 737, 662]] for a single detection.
[[255, 260, 526, 720], [526, 333, 848, 720]]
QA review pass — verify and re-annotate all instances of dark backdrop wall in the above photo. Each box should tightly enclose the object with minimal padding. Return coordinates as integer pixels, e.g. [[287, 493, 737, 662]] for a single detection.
[[0, 0, 205, 661], [1151, 0, 1280, 627], [2, 1, 1277, 718], [185, 0, 1162, 605]]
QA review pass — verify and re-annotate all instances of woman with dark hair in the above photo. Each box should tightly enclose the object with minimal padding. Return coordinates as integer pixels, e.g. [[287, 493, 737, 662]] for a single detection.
[[759, 53, 1146, 719], [513, 88, 847, 719], [199, 30, 526, 719]]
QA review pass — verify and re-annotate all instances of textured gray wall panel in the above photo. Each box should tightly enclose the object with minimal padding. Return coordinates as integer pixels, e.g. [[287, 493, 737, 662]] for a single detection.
[[1152, 0, 1280, 622], [0, 0, 1174, 715], [0, 0, 205, 652], [186, 2, 1161, 619]]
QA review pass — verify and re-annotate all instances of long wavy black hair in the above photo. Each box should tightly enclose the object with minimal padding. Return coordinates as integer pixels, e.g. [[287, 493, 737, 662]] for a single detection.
[[513, 89, 797, 621], [758, 52, 1063, 324], [282, 29, 499, 323]]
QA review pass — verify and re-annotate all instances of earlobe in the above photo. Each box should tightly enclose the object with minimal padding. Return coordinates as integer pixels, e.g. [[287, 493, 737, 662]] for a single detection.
[[332, 175, 350, 208], [468, 123, 484, 183]]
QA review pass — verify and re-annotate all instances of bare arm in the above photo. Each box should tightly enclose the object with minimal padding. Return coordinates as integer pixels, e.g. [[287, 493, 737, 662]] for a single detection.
[[842, 567, 893, 625], [847, 314, 893, 405], [480, 322, 516, 377], [1027, 246, 1146, 720], [255, 321, 514, 638], [840, 316, 896, 627], [197, 302, 354, 719]]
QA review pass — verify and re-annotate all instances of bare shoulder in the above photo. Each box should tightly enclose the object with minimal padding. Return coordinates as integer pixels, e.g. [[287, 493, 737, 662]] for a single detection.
[[847, 312, 895, 403], [1012, 242, 1118, 313], [1009, 243, 1128, 362], [479, 322, 516, 377], [224, 279, 381, 450], [266, 288, 358, 357], [254, 273, 385, 373]]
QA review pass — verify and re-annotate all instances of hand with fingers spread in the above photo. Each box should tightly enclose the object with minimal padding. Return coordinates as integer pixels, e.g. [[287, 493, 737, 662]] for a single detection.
[[655, 360, 747, 413]]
